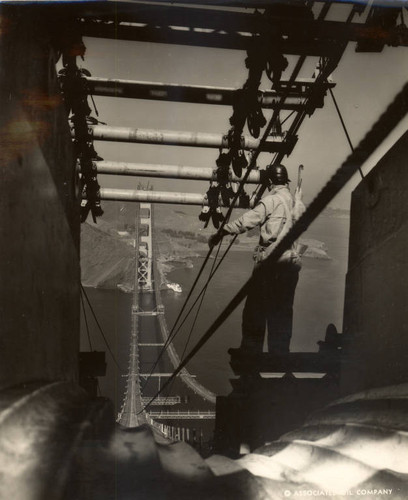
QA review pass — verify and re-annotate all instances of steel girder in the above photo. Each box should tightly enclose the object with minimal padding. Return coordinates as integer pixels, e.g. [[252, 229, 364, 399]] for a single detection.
[[77, 2, 408, 52], [86, 77, 335, 111]]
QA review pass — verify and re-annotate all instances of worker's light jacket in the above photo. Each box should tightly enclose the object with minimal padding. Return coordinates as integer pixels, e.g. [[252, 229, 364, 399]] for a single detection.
[[223, 185, 294, 248]]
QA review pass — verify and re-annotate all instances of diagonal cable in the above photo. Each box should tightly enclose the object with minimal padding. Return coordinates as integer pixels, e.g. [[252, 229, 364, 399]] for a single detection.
[[163, 240, 224, 404], [81, 284, 124, 372], [141, 50, 313, 389], [167, 235, 238, 348], [80, 289, 93, 351], [140, 81, 408, 412], [329, 87, 366, 182]]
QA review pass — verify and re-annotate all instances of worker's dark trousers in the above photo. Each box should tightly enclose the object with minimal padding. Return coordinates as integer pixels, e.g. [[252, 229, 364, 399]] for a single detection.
[[241, 261, 300, 354]]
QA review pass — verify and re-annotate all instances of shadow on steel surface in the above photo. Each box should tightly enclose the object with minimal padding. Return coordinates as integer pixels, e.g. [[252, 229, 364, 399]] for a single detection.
[[0, 381, 408, 499]]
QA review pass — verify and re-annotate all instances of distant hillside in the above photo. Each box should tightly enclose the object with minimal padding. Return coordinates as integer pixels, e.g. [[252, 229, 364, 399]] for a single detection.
[[80, 201, 333, 290], [154, 204, 331, 260], [81, 221, 135, 288]]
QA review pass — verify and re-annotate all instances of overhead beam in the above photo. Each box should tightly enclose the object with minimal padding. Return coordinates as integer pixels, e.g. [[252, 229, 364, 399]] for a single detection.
[[78, 2, 408, 50], [86, 77, 335, 110], [95, 161, 263, 183], [80, 19, 339, 56], [85, 125, 289, 153], [77, 0, 360, 12], [97, 0, 360, 7], [98, 188, 252, 207]]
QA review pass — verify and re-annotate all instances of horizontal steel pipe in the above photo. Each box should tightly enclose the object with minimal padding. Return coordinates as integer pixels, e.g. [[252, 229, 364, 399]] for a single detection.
[[98, 188, 251, 207], [95, 161, 262, 184], [86, 77, 332, 109], [85, 125, 284, 152]]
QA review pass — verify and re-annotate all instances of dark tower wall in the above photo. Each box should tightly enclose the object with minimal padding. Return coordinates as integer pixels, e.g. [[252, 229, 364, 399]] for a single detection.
[[0, 7, 80, 388], [341, 131, 408, 395]]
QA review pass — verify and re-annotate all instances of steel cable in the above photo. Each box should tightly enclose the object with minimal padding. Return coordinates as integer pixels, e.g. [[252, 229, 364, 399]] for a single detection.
[[141, 81, 408, 410], [329, 87, 366, 182], [164, 234, 239, 350], [139, 105, 285, 388], [81, 284, 124, 372], [140, 49, 322, 394], [142, 81, 297, 384], [80, 289, 93, 351], [163, 240, 224, 404]]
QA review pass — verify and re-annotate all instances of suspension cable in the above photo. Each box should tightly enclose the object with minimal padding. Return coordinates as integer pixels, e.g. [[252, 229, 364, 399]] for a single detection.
[[140, 249, 213, 390], [140, 105, 285, 386], [168, 186, 261, 345], [80, 289, 93, 351], [163, 240, 224, 403], [166, 184, 261, 345], [180, 239, 223, 362], [167, 235, 239, 349], [141, 55, 314, 389], [329, 87, 365, 180], [141, 234, 239, 393], [80, 288, 103, 396], [143, 184, 261, 388], [140, 81, 408, 411], [80, 284, 124, 372]]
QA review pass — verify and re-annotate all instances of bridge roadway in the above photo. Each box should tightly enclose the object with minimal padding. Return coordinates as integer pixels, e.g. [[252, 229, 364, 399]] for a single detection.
[[118, 203, 215, 444], [137, 287, 216, 419]]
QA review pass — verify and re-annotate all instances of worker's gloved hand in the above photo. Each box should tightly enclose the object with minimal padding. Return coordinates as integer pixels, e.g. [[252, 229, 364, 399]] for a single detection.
[[208, 231, 224, 249], [294, 186, 302, 200], [293, 186, 306, 220]]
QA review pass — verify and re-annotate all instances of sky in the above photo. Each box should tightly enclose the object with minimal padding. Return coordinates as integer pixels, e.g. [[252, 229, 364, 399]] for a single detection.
[[80, 2, 408, 210]]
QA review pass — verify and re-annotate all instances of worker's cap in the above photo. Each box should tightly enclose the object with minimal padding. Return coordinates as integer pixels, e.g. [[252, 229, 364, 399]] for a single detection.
[[266, 164, 291, 184]]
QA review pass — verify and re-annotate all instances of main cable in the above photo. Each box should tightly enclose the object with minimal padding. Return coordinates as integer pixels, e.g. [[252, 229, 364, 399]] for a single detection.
[[140, 81, 408, 411]]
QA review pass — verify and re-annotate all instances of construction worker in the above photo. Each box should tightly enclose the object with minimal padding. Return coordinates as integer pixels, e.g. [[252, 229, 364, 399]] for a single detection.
[[209, 164, 304, 355]]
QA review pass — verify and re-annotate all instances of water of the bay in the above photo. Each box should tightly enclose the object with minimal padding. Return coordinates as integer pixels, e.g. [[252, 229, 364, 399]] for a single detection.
[[80, 214, 349, 407]]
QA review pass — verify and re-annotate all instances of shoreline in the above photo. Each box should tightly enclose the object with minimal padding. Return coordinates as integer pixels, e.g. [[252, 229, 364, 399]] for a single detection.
[[157, 238, 331, 288]]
